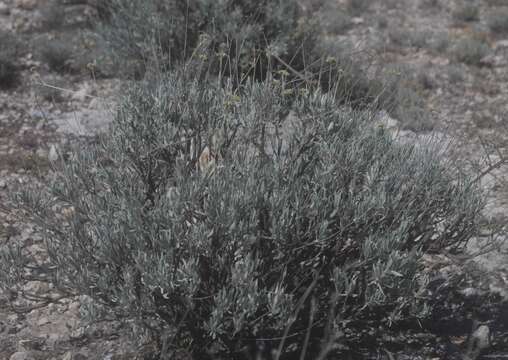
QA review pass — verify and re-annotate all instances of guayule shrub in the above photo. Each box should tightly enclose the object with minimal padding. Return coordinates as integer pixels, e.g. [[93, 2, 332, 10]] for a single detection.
[[95, 0, 316, 81], [3, 69, 484, 358]]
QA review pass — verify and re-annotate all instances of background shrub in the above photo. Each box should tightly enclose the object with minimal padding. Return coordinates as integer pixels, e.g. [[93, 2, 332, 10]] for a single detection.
[[345, 0, 371, 16], [486, 8, 508, 34], [95, 0, 399, 114], [0, 58, 18, 89], [39, 38, 74, 73], [0, 31, 22, 89], [2, 66, 484, 359], [319, 3, 352, 35], [39, 0, 65, 31], [95, 0, 317, 82], [447, 64, 465, 83], [452, 2, 480, 23], [419, 0, 441, 9], [451, 36, 490, 66], [307, 39, 400, 112], [428, 31, 450, 53]]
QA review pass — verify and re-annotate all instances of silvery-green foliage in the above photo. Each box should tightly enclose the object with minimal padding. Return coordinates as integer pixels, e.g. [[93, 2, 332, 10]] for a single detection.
[[2, 69, 484, 358], [96, 0, 316, 80]]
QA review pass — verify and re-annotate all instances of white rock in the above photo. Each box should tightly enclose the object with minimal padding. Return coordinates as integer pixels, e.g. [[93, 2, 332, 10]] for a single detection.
[[0, 3, 10, 15], [19, 337, 45, 351], [376, 110, 398, 130], [71, 83, 91, 102], [35, 148, 47, 159], [48, 144, 58, 162], [466, 325, 490, 359], [460, 287, 480, 298], [88, 98, 100, 110], [47, 303, 58, 313], [495, 40, 508, 49], [473, 325, 490, 348], [0, 179, 6, 189], [9, 352, 33, 360], [480, 54, 506, 68]]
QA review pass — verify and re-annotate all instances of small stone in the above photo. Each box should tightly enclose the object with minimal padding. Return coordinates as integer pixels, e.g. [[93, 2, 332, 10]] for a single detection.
[[22, 281, 49, 295], [88, 98, 100, 109], [48, 144, 58, 162], [47, 303, 58, 313], [45, 333, 65, 350], [460, 287, 480, 298], [35, 148, 47, 159], [351, 17, 364, 25], [19, 337, 45, 351], [67, 300, 80, 313], [36, 316, 50, 326], [0, 179, 6, 189], [471, 325, 490, 350]]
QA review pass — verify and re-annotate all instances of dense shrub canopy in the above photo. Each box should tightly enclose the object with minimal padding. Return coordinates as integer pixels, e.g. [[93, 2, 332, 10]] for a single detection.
[[3, 69, 484, 358]]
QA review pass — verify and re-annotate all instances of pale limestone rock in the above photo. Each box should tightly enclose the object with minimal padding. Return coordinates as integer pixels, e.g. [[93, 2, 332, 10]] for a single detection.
[[48, 144, 58, 162], [0, 2, 10, 15], [9, 352, 34, 360]]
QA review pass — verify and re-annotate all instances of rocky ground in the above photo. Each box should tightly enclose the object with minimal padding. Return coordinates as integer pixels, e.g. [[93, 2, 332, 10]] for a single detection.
[[0, 0, 508, 359]]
